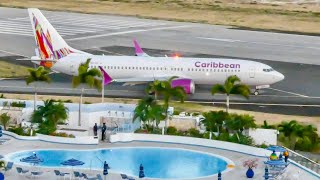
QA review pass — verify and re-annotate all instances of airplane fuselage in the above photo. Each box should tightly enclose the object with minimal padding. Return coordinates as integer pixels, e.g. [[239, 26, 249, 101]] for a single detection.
[[51, 55, 284, 87]]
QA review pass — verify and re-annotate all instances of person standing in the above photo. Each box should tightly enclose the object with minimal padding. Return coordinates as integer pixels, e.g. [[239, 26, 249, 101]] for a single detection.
[[93, 123, 98, 137], [101, 123, 107, 141], [283, 150, 289, 163]]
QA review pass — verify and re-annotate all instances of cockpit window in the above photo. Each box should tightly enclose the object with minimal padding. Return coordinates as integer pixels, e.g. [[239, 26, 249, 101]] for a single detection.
[[263, 68, 274, 72]]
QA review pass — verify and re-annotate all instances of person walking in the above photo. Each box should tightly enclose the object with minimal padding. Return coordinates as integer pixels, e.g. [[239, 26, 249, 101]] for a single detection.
[[101, 123, 107, 141], [283, 150, 289, 163], [93, 123, 98, 137]]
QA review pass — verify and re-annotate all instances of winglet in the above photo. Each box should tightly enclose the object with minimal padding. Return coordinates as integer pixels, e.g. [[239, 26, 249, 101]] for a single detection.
[[133, 39, 149, 57], [99, 66, 113, 85]]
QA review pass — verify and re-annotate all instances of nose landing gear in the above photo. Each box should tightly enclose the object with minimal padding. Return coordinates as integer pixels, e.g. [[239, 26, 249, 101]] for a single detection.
[[252, 85, 270, 95]]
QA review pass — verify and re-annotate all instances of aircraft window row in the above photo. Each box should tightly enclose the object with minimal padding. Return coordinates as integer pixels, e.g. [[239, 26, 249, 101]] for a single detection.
[[90, 65, 167, 71], [263, 68, 274, 72], [89, 65, 240, 73], [188, 68, 240, 72]]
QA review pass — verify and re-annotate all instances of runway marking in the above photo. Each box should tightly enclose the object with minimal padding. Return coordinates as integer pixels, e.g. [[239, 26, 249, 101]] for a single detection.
[[267, 87, 309, 98], [0, 31, 33, 37], [197, 37, 241, 43], [197, 37, 320, 50], [67, 25, 194, 41], [94, 48, 126, 56], [0, 49, 28, 57], [185, 101, 320, 107]]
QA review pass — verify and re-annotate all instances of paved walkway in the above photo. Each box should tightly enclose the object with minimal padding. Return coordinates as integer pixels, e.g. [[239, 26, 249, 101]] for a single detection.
[[0, 135, 318, 180]]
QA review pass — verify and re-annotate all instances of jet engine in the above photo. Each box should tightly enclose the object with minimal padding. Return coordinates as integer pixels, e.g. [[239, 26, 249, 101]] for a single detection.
[[171, 78, 195, 94]]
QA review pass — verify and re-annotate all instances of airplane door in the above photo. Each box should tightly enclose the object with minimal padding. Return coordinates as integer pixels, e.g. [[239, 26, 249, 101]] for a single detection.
[[249, 66, 255, 78]]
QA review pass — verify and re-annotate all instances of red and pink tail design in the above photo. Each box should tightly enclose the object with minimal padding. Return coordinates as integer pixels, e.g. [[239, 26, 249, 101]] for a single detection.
[[28, 8, 87, 68]]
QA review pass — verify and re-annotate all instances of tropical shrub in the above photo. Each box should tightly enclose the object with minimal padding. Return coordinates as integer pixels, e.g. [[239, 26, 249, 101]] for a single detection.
[[187, 128, 203, 138], [32, 99, 68, 135], [260, 120, 276, 129], [7, 126, 35, 136], [11, 101, 26, 108], [134, 128, 149, 134], [49, 132, 75, 138], [0, 113, 10, 130], [277, 120, 320, 152], [167, 126, 177, 135]]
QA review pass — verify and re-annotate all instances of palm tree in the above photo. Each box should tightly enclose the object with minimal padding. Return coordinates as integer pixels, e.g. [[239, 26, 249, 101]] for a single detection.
[[133, 96, 165, 129], [25, 66, 51, 111], [225, 113, 256, 142], [149, 77, 186, 131], [211, 75, 250, 112], [72, 58, 102, 126], [201, 111, 229, 139], [0, 113, 10, 130], [278, 120, 302, 149], [31, 99, 68, 134]]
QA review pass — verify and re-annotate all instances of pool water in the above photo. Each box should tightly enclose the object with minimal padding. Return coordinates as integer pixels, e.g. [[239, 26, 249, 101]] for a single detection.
[[8, 147, 231, 179]]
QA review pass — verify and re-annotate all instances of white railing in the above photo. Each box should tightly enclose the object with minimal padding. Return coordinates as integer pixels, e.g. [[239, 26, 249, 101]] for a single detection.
[[284, 146, 320, 174]]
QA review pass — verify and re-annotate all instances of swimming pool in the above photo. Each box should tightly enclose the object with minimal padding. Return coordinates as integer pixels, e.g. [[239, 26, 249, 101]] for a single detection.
[[7, 147, 233, 179]]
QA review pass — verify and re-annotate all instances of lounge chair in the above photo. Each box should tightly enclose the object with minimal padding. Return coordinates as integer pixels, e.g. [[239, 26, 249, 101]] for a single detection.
[[54, 170, 70, 179], [82, 173, 99, 180], [97, 174, 103, 180], [31, 171, 43, 179], [4, 162, 13, 172], [16, 167, 29, 174], [121, 174, 128, 179], [74, 171, 84, 179]]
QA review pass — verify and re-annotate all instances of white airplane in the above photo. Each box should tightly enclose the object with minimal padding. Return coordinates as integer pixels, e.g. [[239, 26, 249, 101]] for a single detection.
[[24, 8, 284, 95]]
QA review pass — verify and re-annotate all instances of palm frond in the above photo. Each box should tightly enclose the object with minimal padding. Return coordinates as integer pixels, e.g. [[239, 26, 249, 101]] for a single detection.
[[211, 84, 226, 95], [230, 84, 251, 99]]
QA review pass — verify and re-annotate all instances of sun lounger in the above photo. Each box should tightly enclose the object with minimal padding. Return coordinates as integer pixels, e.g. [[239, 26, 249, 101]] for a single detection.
[[97, 174, 103, 180], [121, 174, 128, 179], [74, 171, 84, 179], [54, 170, 70, 179], [16, 167, 29, 174], [4, 162, 13, 172], [82, 173, 100, 180], [31, 171, 43, 179]]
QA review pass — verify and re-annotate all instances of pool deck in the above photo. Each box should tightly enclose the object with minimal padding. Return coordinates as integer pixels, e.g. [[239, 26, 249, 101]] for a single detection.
[[0, 134, 318, 180]]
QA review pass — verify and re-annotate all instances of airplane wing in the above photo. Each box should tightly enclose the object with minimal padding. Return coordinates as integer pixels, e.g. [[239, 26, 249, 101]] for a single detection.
[[116, 76, 172, 85]]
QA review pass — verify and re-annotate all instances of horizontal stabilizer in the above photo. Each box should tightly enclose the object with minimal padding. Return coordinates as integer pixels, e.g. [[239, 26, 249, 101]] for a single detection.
[[16, 58, 57, 62]]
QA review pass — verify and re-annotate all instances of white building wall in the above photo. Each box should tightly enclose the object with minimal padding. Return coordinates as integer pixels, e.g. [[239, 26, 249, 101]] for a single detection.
[[247, 128, 278, 145]]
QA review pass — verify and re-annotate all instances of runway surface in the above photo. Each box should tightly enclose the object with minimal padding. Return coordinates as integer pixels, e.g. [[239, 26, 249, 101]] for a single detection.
[[0, 7, 319, 115]]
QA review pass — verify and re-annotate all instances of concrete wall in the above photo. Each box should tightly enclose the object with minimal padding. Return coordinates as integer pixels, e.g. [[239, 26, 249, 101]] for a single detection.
[[110, 133, 271, 157], [169, 116, 198, 131]]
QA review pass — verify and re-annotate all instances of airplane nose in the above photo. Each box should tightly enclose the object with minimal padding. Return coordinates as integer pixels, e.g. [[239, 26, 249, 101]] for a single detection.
[[274, 72, 285, 82]]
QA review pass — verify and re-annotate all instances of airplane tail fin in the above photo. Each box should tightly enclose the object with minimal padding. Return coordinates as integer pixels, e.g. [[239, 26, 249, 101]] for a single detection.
[[133, 39, 149, 57], [28, 8, 85, 64]]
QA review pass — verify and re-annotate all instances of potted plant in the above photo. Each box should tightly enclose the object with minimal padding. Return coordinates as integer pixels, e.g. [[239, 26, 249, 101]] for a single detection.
[[243, 158, 258, 178]]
